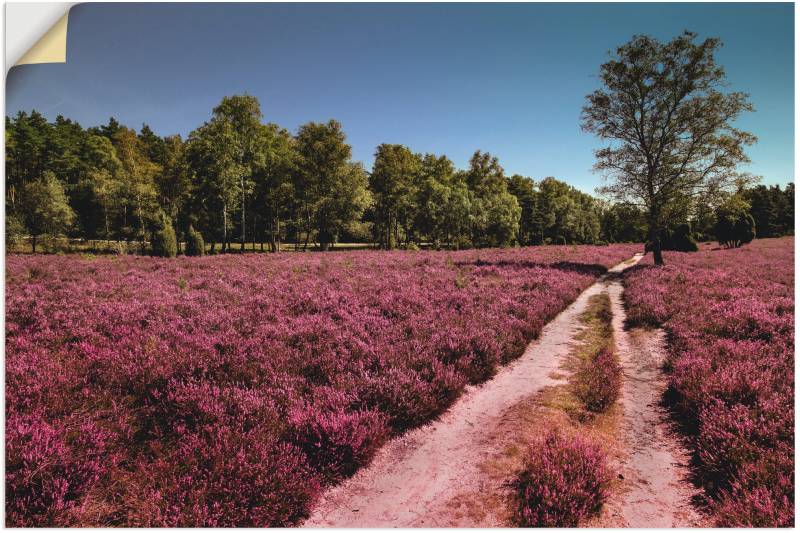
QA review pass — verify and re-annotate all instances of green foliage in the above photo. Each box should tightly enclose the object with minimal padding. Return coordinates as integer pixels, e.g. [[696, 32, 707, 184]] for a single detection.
[[185, 225, 205, 257], [18, 172, 75, 252], [294, 120, 369, 250], [7, 90, 782, 258], [715, 196, 756, 248], [6, 213, 26, 247], [464, 151, 521, 247], [742, 183, 794, 238], [599, 202, 647, 243], [534, 177, 601, 245], [506, 174, 537, 245], [370, 144, 421, 249], [669, 223, 699, 252], [151, 212, 178, 258], [583, 31, 756, 265]]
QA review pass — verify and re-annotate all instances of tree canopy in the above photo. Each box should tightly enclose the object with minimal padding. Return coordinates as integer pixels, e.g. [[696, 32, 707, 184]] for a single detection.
[[6, 85, 790, 256], [582, 31, 757, 264]]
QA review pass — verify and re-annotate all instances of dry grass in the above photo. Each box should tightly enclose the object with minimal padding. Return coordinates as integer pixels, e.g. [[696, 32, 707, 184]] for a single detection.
[[440, 291, 624, 526]]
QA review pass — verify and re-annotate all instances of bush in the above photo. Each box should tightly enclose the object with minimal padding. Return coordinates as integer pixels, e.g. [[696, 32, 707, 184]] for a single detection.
[[574, 347, 621, 413], [185, 225, 205, 257], [289, 408, 389, 484], [671, 223, 699, 252], [6, 416, 114, 527], [715, 196, 757, 248], [512, 430, 612, 527], [151, 214, 177, 258], [133, 428, 320, 527], [6, 214, 26, 248], [556, 235, 567, 245]]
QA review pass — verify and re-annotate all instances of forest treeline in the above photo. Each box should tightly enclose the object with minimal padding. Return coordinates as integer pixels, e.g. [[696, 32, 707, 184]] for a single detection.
[[5, 95, 795, 254]]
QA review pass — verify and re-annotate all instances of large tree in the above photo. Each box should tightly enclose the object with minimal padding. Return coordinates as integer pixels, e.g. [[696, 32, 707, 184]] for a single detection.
[[463, 151, 520, 247], [252, 123, 296, 252], [294, 120, 369, 250], [582, 31, 756, 264], [211, 95, 264, 251], [112, 127, 160, 246], [412, 153, 471, 248], [186, 96, 263, 252], [18, 172, 76, 252], [506, 174, 537, 245], [370, 144, 421, 249]]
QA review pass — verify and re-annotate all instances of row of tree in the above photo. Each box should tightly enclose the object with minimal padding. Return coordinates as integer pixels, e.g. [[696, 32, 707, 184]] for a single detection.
[[5, 97, 793, 255]]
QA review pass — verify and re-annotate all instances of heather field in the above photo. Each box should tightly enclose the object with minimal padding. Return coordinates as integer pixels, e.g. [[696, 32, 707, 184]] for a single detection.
[[6, 244, 639, 527], [624, 238, 795, 527]]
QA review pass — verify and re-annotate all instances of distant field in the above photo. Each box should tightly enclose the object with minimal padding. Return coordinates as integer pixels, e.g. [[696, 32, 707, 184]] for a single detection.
[[624, 237, 794, 526], [6, 243, 640, 526]]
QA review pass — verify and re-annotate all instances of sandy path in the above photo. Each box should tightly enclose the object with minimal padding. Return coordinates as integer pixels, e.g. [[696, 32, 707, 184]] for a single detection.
[[303, 257, 641, 528], [598, 272, 703, 527]]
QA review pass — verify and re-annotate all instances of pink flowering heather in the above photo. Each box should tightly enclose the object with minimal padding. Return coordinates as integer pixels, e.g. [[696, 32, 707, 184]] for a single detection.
[[624, 238, 794, 527], [6, 244, 639, 526], [574, 347, 622, 413], [512, 430, 612, 527]]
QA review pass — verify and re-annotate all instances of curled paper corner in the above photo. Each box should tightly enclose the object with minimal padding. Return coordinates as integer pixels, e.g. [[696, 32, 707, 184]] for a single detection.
[[15, 11, 70, 66]]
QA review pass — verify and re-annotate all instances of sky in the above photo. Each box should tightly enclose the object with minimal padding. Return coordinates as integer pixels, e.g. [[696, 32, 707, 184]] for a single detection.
[[6, 2, 795, 193]]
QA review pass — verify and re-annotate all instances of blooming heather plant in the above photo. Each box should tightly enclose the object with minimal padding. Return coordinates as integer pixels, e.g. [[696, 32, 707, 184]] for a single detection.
[[574, 347, 622, 413], [6, 244, 639, 526], [624, 237, 794, 527], [512, 430, 612, 527]]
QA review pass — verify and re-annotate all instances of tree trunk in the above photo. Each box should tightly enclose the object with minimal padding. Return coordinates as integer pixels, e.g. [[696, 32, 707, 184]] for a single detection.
[[648, 223, 664, 265], [274, 216, 281, 253], [303, 206, 311, 251], [31, 234, 36, 254], [241, 176, 246, 252], [222, 204, 228, 253]]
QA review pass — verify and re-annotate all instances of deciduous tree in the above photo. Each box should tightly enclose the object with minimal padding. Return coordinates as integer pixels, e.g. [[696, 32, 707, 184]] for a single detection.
[[582, 31, 756, 264]]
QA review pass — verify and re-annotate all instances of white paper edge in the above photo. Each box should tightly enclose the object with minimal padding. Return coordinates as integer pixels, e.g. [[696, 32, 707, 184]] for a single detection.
[[5, 2, 74, 72]]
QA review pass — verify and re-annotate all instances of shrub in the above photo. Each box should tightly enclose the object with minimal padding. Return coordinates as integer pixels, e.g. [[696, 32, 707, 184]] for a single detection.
[[6, 213, 26, 248], [151, 214, 177, 258], [185, 225, 205, 257], [132, 428, 320, 527], [556, 235, 567, 245], [289, 408, 389, 484], [671, 223, 699, 252], [715, 197, 757, 248], [512, 430, 612, 527], [6, 416, 114, 527], [574, 347, 621, 413]]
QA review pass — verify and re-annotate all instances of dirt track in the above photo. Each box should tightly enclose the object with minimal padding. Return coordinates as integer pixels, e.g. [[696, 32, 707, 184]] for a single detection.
[[597, 279, 702, 527], [303, 254, 700, 527]]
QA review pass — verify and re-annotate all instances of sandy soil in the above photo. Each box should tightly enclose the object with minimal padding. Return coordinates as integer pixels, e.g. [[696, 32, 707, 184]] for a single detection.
[[596, 276, 703, 528], [303, 257, 642, 528]]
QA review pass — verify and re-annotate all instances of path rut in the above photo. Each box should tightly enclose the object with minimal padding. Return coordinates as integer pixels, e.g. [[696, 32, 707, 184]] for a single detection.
[[598, 275, 703, 527]]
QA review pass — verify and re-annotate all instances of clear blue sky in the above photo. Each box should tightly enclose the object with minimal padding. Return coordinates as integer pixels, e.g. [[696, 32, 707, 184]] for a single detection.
[[7, 2, 794, 192]]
